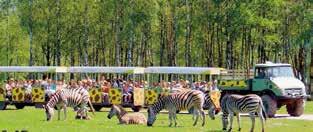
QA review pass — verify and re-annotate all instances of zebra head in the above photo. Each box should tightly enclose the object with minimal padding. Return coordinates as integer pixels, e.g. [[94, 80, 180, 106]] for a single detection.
[[208, 100, 221, 120], [208, 107, 216, 120], [147, 107, 156, 126], [107, 105, 119, 119], [44, 105, 54, 121]]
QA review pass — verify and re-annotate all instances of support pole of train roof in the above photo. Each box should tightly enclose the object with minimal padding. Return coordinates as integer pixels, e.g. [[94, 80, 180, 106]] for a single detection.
[[146, 73, 150, 88]]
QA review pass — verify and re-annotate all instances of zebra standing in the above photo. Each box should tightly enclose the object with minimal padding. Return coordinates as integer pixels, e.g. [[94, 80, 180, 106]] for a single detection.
[[147, 90, 205, 127], [220, 94, 266, 132], [203, 91, 221, 120], [190, 91, 220, 121], [44, 87, 95, 121]]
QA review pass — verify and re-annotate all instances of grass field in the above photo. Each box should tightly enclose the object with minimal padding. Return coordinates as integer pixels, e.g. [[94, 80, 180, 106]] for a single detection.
[[1, 102, 313, 132]]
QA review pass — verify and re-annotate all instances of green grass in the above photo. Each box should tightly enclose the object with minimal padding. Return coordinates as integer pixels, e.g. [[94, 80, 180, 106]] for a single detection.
[[1, 103, 313, 132]]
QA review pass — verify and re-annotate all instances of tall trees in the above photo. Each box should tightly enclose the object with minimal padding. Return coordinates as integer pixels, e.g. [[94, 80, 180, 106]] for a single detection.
[[0, 0, 311, 80]]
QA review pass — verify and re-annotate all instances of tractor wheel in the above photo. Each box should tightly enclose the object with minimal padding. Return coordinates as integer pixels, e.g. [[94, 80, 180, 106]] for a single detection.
[[261, 95, 277, 118], [0, 102, 6, 110], [287, 99, 304, 117], [15, 103, 25, 109], [131, 106, 141, 112], [93, 105, 102, 112]]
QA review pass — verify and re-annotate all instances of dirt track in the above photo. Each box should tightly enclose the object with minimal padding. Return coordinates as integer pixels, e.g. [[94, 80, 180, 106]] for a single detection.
[[273, 114, 313, 121]]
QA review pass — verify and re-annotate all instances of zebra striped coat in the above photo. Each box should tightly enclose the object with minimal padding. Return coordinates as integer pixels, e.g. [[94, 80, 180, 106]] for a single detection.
[[203, 91, 221, 120], [147, 90, 205, 127], [44, 87, 95, 121], [107, 105, 147, 124], [221, 94, 266, 132]]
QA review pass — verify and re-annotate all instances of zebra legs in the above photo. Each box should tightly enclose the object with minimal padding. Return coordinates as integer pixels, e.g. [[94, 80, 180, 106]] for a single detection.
[[249, 112, 256, 132], [63, 106, 67, 120], [168, 112, 173, 127], [193, 109, 199, 126], [173, 113, 177, 127], [236, 113, 241, 131], [228, 113, 234, 132], [200, 109, 205, 127], [258, 109, 265, 132], [57, 108, 61, 120], [168, 111, 177, 127], [222, 113, 229, 131]]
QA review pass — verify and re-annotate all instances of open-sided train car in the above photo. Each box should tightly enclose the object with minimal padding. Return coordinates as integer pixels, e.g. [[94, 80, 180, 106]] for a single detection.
[[0, 66, 68, 110], [0, 66, 223, 112], [68, 67, 146, 112], [144, 67, 224, 110]]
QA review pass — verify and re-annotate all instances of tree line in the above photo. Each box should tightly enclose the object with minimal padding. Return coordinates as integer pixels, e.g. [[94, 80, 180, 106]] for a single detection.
[[0, 0, 312, 82]]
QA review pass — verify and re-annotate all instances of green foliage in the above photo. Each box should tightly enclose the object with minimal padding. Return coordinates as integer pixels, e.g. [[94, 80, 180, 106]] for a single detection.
[[0, 0, 311, 69]]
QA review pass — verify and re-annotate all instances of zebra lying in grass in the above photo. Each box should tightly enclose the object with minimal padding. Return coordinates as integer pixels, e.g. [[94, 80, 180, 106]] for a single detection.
[[107, 105, 147, 124], [147, 90, 205, 127], [44, 88, 95, 121], [220, 94, 266, 132]]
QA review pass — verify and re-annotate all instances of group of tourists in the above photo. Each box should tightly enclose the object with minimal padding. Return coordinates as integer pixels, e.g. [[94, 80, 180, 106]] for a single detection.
[[3, 76, 219, 103]]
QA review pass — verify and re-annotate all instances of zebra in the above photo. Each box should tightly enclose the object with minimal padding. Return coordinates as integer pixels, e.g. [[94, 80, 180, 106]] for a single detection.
[[147, 90, 205, 127], [190, 91, 221, 121], [44, 87, 95, 121], [107, 105, 147, 124], [220, 94, 266, 132], [203, 91, 221, 120]]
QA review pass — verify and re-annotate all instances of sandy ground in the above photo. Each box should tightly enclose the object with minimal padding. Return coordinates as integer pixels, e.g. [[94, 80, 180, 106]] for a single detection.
[[273, 114, 313, 121]]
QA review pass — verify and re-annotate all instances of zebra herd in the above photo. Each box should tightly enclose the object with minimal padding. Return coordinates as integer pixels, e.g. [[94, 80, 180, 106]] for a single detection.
[[44, 89, 266, 132], [147, 90, 267, 132]]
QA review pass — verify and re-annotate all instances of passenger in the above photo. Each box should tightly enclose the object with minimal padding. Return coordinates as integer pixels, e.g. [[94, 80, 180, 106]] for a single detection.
[[24, 80, 33, 100], [5, 78, 14, 100], [101, 80, 110, 103], [211, 80, 219, 91], [56, 80, 64, 92], [122, 82, 130, 103], [45, 79, 55, 97]]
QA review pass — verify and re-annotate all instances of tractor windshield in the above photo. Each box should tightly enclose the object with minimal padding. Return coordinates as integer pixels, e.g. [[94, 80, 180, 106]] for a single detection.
[[255, 66, 294, 78], [267, 66, 294, 78]]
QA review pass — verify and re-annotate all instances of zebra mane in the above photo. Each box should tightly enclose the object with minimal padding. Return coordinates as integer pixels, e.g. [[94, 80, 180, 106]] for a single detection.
[[151, 96, 166, 114]]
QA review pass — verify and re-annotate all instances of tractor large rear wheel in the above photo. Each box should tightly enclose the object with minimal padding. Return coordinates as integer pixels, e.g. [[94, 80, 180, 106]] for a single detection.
[[261, 95, 277, 118], [287, 99, 304, 117]]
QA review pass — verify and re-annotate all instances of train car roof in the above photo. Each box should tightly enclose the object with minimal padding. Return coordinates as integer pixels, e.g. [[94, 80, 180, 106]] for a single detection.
[[144, 67, 225, 75], [68, 67, 145, 74], [0, 66, 68, 73]]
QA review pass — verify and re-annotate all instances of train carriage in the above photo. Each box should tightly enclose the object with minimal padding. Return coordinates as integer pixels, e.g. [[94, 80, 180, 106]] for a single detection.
[[68, 67, 145, 112], [144, 67, 225, 111], [0, 66, 68, 110]]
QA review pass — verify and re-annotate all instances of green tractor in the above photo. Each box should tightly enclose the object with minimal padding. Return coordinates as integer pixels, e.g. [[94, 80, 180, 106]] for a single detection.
[[219, 62, 309, 117]]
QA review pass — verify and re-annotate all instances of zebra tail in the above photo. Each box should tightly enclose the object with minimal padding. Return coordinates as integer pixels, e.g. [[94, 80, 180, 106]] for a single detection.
[[88, 99, 95, 115], [260, 101, 267, 121]]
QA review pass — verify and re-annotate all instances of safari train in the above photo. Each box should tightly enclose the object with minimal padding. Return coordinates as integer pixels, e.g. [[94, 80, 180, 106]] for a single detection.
[[0, 66, 223, 112]]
